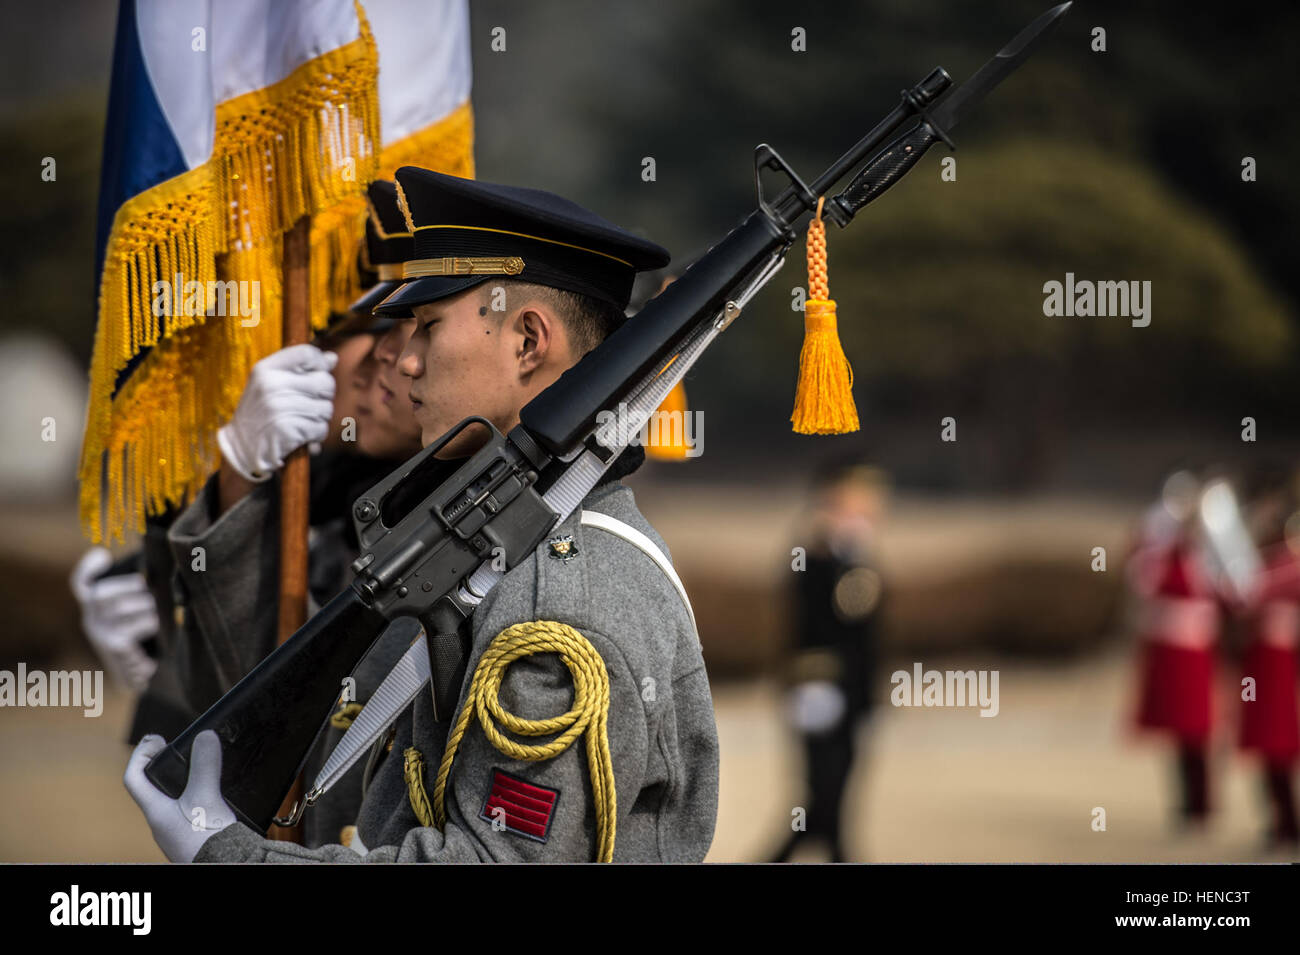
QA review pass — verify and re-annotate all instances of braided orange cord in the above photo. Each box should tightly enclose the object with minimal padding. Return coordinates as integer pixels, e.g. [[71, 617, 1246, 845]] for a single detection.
[[806, 196, 829, 301], [790, 194, 859, 435]]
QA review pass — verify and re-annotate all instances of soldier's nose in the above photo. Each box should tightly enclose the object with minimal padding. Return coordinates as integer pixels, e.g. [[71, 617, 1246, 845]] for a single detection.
[[374, 329, 401, 365], [397, 349, 421, 379]]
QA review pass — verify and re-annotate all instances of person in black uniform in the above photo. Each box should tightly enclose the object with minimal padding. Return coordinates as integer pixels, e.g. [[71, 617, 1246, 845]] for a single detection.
[[771, 461, 887, 863]]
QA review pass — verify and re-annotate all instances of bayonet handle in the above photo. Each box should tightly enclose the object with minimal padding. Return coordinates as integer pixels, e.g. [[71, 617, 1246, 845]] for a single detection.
[[833, 123, 942, 220]]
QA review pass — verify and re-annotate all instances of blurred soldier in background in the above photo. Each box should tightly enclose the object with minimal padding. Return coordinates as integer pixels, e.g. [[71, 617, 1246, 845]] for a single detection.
[[1128, 470, 1221, 830], [771, 462, 887, 863], [68, 321, 381, 693], [161, 316, 424, 847], [69, 318, 419, 731], [1235, 465, 1300, 850], [72, 183, 426, 846]]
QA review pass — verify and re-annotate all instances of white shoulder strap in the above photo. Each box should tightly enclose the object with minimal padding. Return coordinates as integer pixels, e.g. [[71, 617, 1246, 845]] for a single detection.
[[580, 509, 697, 633]]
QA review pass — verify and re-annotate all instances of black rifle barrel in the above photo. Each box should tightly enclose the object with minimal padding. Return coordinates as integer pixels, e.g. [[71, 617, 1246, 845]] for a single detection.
[[144, 587, 388, 832]]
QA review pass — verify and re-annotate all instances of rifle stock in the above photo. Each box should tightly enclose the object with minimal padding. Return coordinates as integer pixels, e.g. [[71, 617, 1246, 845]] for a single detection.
[[144, 587, 388, 832]]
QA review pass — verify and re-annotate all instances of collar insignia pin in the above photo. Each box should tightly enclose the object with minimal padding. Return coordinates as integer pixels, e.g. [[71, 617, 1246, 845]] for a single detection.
[[547, 535, 578, 561]]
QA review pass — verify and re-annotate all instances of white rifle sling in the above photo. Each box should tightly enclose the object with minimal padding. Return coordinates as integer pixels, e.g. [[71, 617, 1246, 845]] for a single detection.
[[308, 637, 430, 807], [578, 509, 697, 633]]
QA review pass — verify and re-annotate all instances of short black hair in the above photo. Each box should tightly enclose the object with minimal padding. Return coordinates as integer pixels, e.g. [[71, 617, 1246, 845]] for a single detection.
[[479, 281, 624, 357]]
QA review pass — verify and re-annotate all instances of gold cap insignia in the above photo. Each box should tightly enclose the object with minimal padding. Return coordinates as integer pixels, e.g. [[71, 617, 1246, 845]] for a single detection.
[[403, 256, 525, 278]]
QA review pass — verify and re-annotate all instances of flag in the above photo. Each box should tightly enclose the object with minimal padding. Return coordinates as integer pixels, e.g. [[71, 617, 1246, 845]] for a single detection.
[[81, 0, 474, 543]]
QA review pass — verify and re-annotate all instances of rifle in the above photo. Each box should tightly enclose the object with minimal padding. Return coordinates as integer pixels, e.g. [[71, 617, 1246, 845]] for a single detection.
[[146, 2, 1074, 833]]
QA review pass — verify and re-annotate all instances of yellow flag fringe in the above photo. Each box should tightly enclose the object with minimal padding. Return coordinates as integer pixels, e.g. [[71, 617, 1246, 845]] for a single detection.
[[80, 4, 475, 544], [309, 102, 477, 323]]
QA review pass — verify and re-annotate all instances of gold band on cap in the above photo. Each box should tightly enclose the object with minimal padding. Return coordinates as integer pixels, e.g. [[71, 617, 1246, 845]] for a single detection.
[[403, 256, 525, 277], [375, 264, 405, 281], [415, 224, 633, 268]]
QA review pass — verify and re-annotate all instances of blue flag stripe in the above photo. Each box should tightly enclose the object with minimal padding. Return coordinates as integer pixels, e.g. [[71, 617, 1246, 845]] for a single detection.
[[95, 0, 189, 398]]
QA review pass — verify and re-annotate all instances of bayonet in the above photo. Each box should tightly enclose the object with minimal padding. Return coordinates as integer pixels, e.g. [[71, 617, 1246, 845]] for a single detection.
[[831, 1, 1073, 220]]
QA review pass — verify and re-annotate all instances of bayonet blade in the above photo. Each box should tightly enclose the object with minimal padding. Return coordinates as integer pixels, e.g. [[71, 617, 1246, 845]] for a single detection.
[[929, 1, 1073, 133], [830, 1, 1073, 218]]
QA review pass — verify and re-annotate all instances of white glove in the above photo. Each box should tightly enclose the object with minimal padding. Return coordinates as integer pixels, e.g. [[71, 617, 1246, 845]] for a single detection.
[[70, 547, 159, 693], [217, 344, 338, 482], [124, 730, 236, 863], [787, 680, 847, 734]]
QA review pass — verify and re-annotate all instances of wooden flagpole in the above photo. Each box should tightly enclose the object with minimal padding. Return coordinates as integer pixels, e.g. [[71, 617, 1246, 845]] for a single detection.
[[268, 215, 312, 843]]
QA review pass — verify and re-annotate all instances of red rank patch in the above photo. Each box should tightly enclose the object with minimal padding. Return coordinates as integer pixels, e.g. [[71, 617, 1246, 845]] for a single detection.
[[480, 769, 560, 842]]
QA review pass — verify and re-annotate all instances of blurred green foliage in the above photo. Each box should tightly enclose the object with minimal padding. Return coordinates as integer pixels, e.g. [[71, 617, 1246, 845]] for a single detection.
[[834, 139, 1292, 379]]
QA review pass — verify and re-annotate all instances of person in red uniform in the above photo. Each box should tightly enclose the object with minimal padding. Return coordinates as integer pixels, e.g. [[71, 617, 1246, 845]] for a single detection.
[[1129, 472, 1220, 827], [1236, 472, 1300, 849]]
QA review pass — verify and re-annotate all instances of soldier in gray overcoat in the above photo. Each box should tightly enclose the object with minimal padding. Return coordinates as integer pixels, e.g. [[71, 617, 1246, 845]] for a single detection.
[[126, 168, 721, 863]]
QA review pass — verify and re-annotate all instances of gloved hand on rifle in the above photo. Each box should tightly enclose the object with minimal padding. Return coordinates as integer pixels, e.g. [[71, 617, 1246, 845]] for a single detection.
[[217, 343, 339, 483], [70, 547, 159, 693], [125, 730, 235, 863]]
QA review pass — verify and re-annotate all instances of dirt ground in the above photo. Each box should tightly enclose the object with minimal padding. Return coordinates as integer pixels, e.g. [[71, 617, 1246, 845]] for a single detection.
[[715, 649, 1297, 863], [1, 647, 1293, 863]]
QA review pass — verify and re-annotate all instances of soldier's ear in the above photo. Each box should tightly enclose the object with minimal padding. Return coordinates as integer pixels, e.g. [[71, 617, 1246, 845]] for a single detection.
[[514, 305, 555, 371]]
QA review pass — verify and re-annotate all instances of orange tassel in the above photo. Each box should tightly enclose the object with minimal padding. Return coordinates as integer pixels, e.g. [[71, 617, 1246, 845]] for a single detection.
[[791, 197, 859, 435], [645, 380, 691, 461]]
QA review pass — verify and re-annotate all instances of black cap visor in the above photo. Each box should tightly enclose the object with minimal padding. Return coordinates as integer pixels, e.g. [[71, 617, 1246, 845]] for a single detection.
[[373, 275, 493, 318], [348, 279, 402, 316], [319, 311, 397, 341]]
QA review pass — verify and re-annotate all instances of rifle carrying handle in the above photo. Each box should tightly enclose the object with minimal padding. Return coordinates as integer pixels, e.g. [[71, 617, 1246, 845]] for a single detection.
[[836, 123, 941, 216]]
